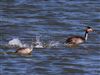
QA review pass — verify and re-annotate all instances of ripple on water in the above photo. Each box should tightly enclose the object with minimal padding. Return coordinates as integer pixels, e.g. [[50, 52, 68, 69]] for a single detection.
[[0, 0, 100, 75]]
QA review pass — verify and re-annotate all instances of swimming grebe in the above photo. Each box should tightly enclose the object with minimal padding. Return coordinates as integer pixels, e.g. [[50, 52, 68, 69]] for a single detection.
[[15, 41, 34, 55], [66, 26, 93, 45]]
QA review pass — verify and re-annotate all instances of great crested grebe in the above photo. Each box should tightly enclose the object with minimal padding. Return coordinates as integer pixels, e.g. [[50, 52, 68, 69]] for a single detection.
[[66, 26, 93, 46], [15, 41, 34, 55]]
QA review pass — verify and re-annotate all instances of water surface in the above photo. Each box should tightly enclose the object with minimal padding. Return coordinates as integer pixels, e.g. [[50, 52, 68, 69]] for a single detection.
[[0, 0, 100, 75]]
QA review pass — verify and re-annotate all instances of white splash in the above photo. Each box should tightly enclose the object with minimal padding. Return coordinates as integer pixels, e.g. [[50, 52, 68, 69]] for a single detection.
[[8, 38, 24, 47], [34, 36, 44, 48], [48, 41, 60, 48]]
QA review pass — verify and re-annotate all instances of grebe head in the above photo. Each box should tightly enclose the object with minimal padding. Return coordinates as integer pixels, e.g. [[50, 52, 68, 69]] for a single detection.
[[85, 26, 93, 33]]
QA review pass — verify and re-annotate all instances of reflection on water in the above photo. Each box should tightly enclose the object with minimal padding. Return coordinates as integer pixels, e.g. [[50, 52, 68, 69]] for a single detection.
[[0, 0, 100, 75]]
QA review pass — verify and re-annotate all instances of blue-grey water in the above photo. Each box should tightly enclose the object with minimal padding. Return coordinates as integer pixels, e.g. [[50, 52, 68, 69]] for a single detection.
[[0, 0, 100, 75]]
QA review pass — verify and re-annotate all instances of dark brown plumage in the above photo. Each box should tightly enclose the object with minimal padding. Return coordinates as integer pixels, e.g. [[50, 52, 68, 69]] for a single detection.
[[66, 36, 85, 44]]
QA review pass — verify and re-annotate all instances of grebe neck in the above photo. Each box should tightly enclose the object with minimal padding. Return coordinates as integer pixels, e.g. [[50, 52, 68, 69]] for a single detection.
[[84, 31, 88, 41]]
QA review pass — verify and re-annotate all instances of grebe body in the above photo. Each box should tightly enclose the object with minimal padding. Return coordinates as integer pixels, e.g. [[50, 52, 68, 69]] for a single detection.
[[66, 36, 85, 44], [15, 47, 33, 55], [15, 41, 34, 55], [66, 26, 93, 45]]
